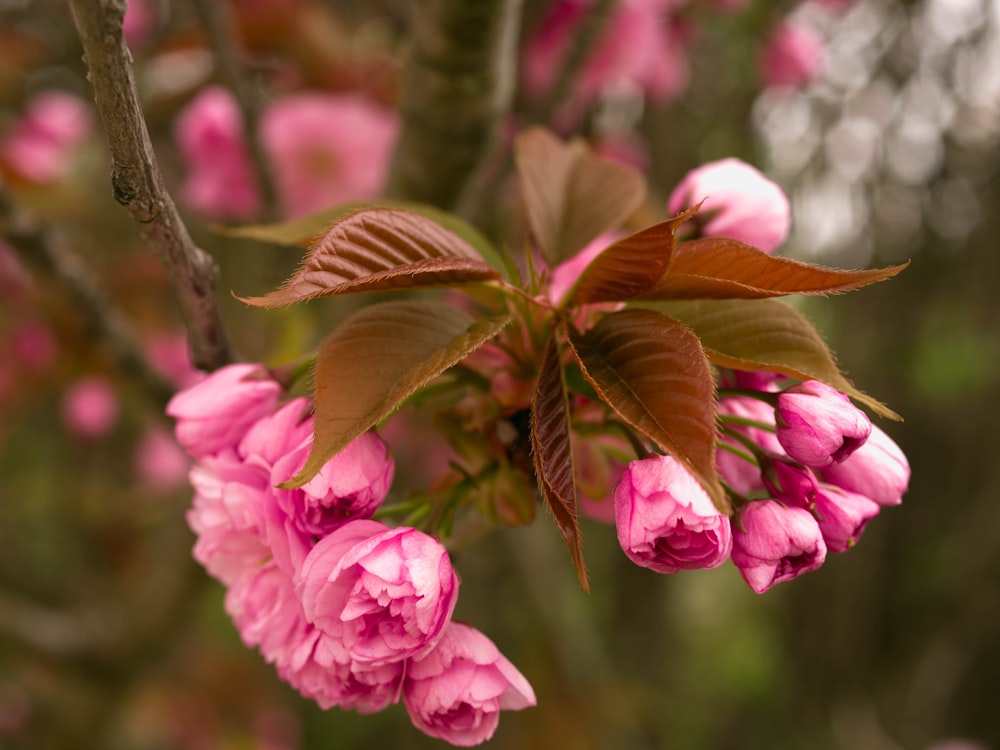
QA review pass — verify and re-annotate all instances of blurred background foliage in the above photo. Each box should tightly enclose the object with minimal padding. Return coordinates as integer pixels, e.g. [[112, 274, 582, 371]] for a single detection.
[[1, 0, 999, 748]]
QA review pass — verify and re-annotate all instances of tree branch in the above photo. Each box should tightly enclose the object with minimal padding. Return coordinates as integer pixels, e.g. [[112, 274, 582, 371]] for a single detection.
[[386, 0, 524, 213], [0, 177, 175, 407], [70, 0, 233, 371], [191, 0, 280, 221]]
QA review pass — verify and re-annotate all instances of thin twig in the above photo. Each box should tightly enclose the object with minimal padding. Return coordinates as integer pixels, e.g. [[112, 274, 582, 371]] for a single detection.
[[191, 0, 280, 221], [386, 0, 525, 212], [70, 0, 233, 372], [0, 177, 175, 406]]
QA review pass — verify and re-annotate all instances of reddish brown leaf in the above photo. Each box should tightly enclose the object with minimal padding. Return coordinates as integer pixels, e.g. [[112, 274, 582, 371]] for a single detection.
[[567, 309, 725, 510], [286, 301, 511, 486], [639, 298, 900, 419], [640, 237, 908, 300], [566, 207, 699, 306], [515, 127, 646, 264], [240, 208, 500, 307], [531, 333, 588, 592]]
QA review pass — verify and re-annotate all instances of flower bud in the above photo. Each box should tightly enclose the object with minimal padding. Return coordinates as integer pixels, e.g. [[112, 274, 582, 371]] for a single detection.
[[167, 363, 282, 459], [403, 622, 536, 747], [731, 500, 826, 593], [759, 20, 824, 89], [775, 381, 871, 467], [812, 485, 881, 553], [667, 158, 791, 253], [761, 459, 818, 508], [614, 455, 732, 574], [297, 520, 459, 666], [819, 424, 909, 507]]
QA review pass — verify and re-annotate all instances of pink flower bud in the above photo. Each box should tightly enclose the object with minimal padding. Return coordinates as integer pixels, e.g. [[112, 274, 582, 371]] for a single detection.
[[133, 426, 190, 488], [759, 20, 824, 89], [667, 158, 791, 253], [403, 622, 536, 747], [715, 395, 780, 496], [62, 376, 119, 439], [297, 520, 459, 666], [174, 87, 262, 220], [166, 363, 282, 459], [0, 91, 92, 183], [731, 500, 826, 593], [812, 485, 880, 553], [761, 459, 818, 508], [775, 381, 871, 467], [614, 455, 732, 574], [819, 424, 909, 506]]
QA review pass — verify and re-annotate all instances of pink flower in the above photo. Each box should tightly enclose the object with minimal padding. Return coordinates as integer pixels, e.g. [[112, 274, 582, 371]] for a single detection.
[[134, 426, 190, 488], [174, 87, 261, 219], [11, 320, 58, 371], [0, 91, 92, 183], [668, 158, 791, 253], [731, 500, 827, 593], [227, 561, 309, 664], [715, 395, 780, 496], [614, 455, 732, 574], [759, 20, 824, 90], [272, 431, 395, 536], [820, 424, 909, 507], [261, 94, 397, 218], [775, 380, 871, 468], [147, 333, 203, 389], [403, 622, 536, 747], [166, 363, 281, 459], [62, 376, 119, 439], [123, 0, 156, 46], [811, 485, 880, 553], [297, 520, 459, 666], [761, 459, 819, 508]]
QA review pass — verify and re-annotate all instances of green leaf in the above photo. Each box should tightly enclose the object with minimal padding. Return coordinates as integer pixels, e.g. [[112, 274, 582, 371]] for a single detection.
[[640, 237, 909, 300], [565, 206, 698, 306], [286, 301, 512, 486], [239, 208, 501, 307], [515, 127, 646, 265], [637, 298, 900, 420], [567, 309, 725, 511], [218, 199, 504, 270], [531, 332, 588, 592]]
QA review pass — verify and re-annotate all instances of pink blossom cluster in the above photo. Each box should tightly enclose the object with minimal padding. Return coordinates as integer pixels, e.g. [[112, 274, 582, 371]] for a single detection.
[[0, 90, 92, 184], [614, 371, 909, 594], [174, 87, 398, 220], [167, 364, 534, 746]]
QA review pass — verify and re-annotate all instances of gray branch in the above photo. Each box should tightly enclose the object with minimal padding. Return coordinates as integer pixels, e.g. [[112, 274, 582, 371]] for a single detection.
[[386, 0, 524, 213], [70, 0, 233, 372]]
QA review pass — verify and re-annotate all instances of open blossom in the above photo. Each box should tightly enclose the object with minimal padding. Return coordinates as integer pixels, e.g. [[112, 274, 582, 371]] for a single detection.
[[811, 485, 881, 553], [261, 94, 397, 218], [615, 455, 732, 574], [668, 158, 791, 253], [820, 424, 910, 507], [166, 363, 281, 458], [0, 91, 92, 183], [403, 622, 536, 747], [775, 380, 871, 468], [759, 19, 824, 89], [297, 520, 459, 666], [731, 500, 827, 593], [174, 86, 262, 219]]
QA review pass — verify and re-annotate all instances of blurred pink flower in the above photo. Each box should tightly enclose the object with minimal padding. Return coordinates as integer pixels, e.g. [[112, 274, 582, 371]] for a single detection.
[[147, 333, 203, 389], [297, 519, 459, 666], [615, 454, 732, 574], [10, 320, 58, 372], [0, 91, 92, 183], [261, 94, 398, 218], [715, 395, 779, 495], [731, 500, 827, 593], [174, 86, 262, 220], [775, 380, 871, 468], [166, 362, 281, 458], [668, 157, 791, 252], [759, 19, 824, 89], [403, 622, 536, 747], [62, 376, 119, 439], [123, 0, 156, 46], [820, 424, 910, 507], [134, 426, 190, 489]]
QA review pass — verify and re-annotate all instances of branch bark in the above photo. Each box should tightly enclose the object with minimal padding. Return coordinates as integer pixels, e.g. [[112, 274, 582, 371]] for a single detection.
[[0, 178, 175, 406], [386, 0, 524, 213], [70, 0, 233, 371]]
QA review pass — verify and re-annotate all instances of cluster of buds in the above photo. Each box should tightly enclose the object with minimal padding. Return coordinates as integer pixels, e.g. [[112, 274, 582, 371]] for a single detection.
[[613, 371, 909, 594], [167, 364, 534, 747]]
